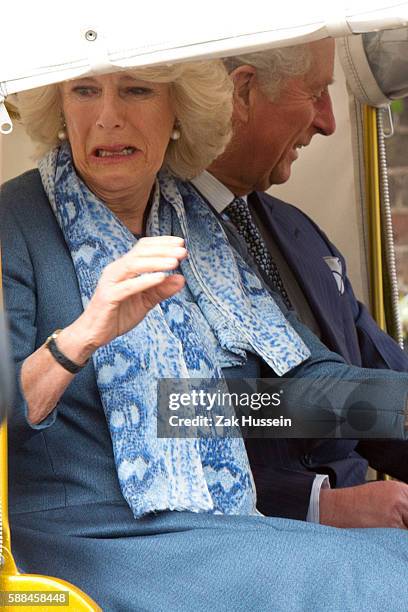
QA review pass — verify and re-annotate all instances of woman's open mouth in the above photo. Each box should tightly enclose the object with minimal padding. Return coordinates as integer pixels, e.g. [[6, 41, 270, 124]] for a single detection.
[[91, 145, 140, 162]]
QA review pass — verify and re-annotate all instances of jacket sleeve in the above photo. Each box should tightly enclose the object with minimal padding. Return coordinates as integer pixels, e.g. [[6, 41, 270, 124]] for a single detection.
[[0, 183, 58, 447], [344, 273, 408, 372], [283, 310, 408, 439], [245, 436, 318, 520], [252, 466, 315, 520]]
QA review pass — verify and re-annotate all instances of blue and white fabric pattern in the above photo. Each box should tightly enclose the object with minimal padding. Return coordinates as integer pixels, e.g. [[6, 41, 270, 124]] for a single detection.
[[39, 142, 310, 518]]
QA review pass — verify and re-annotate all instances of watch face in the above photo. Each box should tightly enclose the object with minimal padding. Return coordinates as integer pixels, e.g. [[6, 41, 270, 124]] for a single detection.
[[47, 329, 61, 343]]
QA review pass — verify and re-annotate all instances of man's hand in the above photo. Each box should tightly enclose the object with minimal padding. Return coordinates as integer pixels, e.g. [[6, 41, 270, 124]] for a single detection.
[[319, 481, 408, 529]]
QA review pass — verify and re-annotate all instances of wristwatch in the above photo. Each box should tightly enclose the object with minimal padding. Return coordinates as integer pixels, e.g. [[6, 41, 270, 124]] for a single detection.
[[45, 329, 88, 374]]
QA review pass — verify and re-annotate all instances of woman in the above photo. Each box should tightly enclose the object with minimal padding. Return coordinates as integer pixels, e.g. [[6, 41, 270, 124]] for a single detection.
[[1, 59, 408, 611]]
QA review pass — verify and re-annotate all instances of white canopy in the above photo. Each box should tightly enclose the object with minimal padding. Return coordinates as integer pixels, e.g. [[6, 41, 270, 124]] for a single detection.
[[1, 1, 408, 94], [1, 1, 407, 132]]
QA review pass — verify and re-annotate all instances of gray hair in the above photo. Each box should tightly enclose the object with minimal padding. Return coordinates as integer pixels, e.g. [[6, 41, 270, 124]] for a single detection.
[[223, 44, 312, 100]]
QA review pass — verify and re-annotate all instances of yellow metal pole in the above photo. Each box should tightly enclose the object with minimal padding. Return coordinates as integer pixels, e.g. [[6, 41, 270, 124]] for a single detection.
[[362, 106, 386, 331], [0, 247, 17, 574], [0, 424, 17, 575]]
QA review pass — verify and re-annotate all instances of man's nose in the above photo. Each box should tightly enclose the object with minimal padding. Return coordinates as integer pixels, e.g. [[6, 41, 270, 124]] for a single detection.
[[95, 92, 125, 129], [314, 93, 336, 136]]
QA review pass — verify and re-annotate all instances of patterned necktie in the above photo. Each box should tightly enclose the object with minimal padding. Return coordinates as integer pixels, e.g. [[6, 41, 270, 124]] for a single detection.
[[226, 197, 292, 309]]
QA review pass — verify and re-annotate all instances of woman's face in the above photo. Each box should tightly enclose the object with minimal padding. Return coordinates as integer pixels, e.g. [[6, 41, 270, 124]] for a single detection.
[[59, 72, 175, 204]]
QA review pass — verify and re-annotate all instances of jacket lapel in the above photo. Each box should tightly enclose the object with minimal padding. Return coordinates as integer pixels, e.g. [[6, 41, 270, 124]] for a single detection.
[[249, 192, 357, 364]]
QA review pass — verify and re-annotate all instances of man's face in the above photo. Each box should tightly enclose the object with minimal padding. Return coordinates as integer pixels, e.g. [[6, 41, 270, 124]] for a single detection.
[[242, 38, 336, 191]]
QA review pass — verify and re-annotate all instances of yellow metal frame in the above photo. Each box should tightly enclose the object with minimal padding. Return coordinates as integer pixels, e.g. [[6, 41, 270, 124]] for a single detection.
[[363, 106, 391, 481], [0, 253, 101, 611]]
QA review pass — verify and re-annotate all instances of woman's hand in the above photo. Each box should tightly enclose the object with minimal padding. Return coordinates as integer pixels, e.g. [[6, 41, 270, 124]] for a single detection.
[[73, 236, 187, 355], [22, 236, 186, 425]]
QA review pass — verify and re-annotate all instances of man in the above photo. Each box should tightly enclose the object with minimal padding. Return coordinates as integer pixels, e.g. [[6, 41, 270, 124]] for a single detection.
[[191, 38, 408, 529]]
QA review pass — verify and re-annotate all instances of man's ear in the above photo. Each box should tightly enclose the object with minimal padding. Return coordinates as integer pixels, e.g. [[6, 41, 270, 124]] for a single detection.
[[230, 65, 257, 123]]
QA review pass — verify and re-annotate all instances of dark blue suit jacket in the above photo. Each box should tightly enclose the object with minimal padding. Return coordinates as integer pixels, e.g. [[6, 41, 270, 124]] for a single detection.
[[244, 191, 408, 519]]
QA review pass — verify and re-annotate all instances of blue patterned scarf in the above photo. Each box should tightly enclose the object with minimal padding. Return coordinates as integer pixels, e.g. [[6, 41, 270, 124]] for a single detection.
[[39, 142, 310, 517]]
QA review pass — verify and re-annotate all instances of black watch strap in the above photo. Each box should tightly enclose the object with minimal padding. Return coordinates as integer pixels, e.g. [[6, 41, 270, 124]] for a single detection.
[[45, 329, 88, 374]]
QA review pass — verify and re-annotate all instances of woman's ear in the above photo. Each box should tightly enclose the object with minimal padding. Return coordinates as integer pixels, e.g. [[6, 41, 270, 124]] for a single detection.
[[230, 65, 257, 123]]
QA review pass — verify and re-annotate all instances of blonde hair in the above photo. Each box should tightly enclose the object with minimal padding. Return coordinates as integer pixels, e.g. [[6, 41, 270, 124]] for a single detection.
[[16, 60, 233, 180], [223, 44, 312, 101]]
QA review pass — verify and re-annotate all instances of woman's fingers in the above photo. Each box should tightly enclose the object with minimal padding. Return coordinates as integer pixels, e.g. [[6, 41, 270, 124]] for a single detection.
[[82, 239, 187, 347], [142, 275, 186, 309], [130, 256, 181, 275], [106, 254, 185, 282], [105, 242, 187, 282], [132, 245, 187, 260], [132, 236, 185, 256], [132, 236, 186, 258], [113, 273, 185, 304], [134, 236, 184, 247]]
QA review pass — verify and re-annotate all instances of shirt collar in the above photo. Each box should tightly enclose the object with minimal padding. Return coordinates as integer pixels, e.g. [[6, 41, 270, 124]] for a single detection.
[[191, 171, 247, 213]]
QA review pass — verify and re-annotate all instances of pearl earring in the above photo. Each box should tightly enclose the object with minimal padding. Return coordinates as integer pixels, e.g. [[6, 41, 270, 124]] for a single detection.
[[58, 116, 67, 141], [171, 126, 181, 140]]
